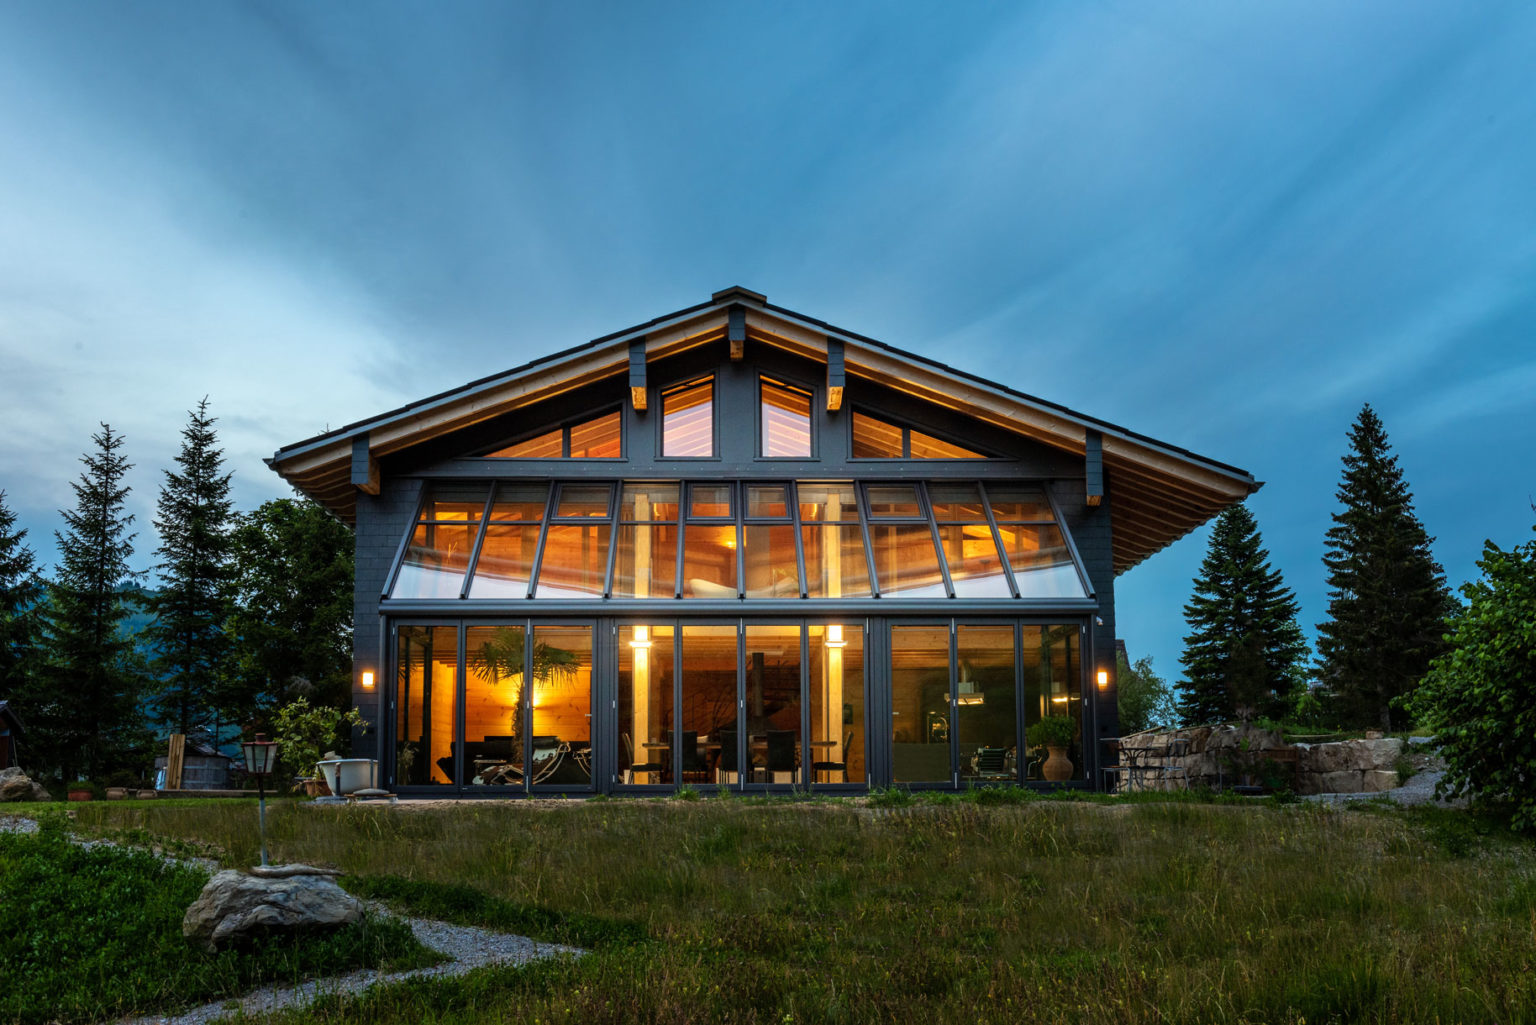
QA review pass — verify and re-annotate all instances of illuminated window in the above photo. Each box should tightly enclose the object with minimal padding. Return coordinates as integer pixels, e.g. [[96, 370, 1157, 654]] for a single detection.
[[487, 410, 622, 459], [467, 483, 548, 599], [761, 378, 812, 458], [850, 411, 985, 459], [743, 485, 800, 598], [662, 379, 714, 458], [613, 483, 680, 599]]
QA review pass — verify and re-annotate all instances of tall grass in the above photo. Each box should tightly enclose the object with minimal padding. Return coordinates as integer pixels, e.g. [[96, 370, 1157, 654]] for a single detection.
[[69, 797, 1536, 1024]]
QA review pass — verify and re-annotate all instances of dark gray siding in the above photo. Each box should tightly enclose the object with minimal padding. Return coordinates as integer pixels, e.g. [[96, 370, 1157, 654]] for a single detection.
[[351, 475, 423, 758]]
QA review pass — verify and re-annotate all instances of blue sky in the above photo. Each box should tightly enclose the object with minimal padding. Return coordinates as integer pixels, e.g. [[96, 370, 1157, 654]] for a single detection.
[[1, 2, 1533, 682]]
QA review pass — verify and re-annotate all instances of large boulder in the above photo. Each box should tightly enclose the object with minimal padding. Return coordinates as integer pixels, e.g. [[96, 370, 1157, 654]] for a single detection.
[[0, 767, 50, 802], [182, 866, 362, 951]]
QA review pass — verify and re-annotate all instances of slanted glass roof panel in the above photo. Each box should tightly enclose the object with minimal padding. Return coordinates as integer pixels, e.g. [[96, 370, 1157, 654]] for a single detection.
[[926, 483, 987, 522], [986, 486, 1055, 523], [392, 523, 476, 598], [798, 483, 858, 523], [997, 524, 1086, 597], [867, 524, 946, 598], [865, 485, 922, 518], [421, 486, 489, 522], [620, 482, 679, 522], [801, 524, 872, 598], [682, 524, 738, 598], [743, 523, 800, 597], [688, 484, 733, 519], [488, 483, 548, 521], [534, 524, 610, 597], [746, 485, 790, 519], [612, 523, 679, 598], [555, 485, 612, 518], [935, 523, 1012, 598], [467, 524, 540, 598]]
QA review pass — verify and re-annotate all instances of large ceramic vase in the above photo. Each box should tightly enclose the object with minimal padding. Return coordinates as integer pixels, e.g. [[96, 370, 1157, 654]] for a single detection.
[[1042, 745, 1074, 782]]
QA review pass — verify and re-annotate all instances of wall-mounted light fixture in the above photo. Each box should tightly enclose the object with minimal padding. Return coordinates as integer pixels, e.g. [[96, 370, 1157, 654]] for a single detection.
[[630, 625, 652, 650], [361, 670, 375, 689], [825, 624, 846, 649], [1096, 669, 1109, 690]]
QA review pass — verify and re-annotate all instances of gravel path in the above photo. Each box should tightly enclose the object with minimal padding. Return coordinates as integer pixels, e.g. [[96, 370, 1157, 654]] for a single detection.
[[119, 906, 583, 1025]]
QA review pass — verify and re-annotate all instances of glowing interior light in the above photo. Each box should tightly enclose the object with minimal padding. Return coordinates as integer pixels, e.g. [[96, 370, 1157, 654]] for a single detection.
[[631, 625, 652, 650], [826, 624, 846, 649]]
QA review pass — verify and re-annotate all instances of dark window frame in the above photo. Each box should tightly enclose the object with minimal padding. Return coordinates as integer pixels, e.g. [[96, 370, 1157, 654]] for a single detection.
[[481, 406, 626, 460], [659, 375, 720, 460], [756, 373, 818, 461]]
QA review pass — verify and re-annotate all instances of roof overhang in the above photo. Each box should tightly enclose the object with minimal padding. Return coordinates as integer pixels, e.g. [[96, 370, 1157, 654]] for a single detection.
[[269, 287, 1259, 574]]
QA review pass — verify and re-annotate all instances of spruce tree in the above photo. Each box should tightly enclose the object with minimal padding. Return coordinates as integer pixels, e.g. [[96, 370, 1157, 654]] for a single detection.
[[0, 490, 43, 704], [1178, 503, 1309, 725], [37, 424, 147, 780], [145, 399, 234, 738], [1316, 404, 1455, 730]]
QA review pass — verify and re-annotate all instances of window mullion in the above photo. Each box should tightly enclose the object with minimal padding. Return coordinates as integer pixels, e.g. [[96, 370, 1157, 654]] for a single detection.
[[790, 481, 808, 599], [919, 482, 957, 600], [526, 482, 559, 600], [459, 486, 498, 600], [977, 481, 1021, 599]]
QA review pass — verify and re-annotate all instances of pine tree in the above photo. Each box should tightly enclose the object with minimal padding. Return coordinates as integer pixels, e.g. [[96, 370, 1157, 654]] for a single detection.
[[37, 424, 148, 780], [1316, 404, 1455, 730], [145, 399, 234, 738], [0, 490, 43, 704], [1178, 503, 1309, 725]]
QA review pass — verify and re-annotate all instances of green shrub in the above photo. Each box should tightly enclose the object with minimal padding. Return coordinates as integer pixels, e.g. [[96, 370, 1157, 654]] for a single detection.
[[1026, 715, 1076, 748], [1409, 523, 1536, 831], [0, 829, 433, 1023]]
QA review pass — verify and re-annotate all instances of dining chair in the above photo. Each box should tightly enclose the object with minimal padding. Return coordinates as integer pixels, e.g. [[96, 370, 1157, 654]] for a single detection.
[[715, 728, 740, 784], [765, 729, 798, 784], [622, 732, 667, 785], [811, 731, 853, 783]]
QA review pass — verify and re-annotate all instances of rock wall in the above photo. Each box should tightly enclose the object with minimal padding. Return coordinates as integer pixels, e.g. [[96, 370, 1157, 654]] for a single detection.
[[1117, 728, 1402, 795]]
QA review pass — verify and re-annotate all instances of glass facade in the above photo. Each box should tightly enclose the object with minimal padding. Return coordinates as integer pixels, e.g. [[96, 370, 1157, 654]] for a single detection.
[[662, 378, 714, 457], [388, 480, 1087, 603]]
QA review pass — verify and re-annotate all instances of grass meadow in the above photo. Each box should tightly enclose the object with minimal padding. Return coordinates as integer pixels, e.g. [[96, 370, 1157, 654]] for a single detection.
[[24, 792, 1536, 1025]]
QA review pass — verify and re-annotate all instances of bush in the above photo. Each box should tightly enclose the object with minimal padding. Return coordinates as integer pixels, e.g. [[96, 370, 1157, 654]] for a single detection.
[[1027, 715, 1076, 748], [1409, 523, 1536, 831]]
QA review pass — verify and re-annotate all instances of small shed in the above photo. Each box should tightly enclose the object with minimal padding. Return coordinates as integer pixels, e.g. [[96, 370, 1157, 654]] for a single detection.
[[0, 701, 21, 769], [153, 741, 233, 790]]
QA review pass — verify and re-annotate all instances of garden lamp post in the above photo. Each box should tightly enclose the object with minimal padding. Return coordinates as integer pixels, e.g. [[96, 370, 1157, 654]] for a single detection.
[[241, 733, 277, 866]]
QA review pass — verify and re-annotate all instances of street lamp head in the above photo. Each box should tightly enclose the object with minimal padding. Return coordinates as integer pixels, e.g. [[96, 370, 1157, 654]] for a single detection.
[[242, 733, 277, 776]]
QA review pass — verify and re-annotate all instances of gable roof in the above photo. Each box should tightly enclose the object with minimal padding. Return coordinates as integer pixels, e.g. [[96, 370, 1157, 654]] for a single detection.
[[269, 286, 1259, 573]]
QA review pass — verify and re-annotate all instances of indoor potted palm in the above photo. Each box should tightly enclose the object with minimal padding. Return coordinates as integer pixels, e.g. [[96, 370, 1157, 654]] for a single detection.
[[1027, 715, 1078, 782]]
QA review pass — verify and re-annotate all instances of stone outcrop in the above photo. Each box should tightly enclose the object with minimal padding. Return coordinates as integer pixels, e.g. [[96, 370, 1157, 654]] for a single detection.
[[1117, 728, 1403, 795], [0, 767, 50, 802], [182, 865, 362, 951]]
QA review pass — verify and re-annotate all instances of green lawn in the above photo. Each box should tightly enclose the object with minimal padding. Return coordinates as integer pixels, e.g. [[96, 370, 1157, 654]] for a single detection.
[[43, 794, 1536, 1024], [0, 811, 436, 1025]]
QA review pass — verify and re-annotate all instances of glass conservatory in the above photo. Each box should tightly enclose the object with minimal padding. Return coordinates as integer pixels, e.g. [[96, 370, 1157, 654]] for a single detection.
[[267, 286, 1259, 796]]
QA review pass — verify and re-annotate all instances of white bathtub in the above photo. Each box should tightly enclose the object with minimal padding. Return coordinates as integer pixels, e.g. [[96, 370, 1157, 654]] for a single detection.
[[316, 758, 379, 796]]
